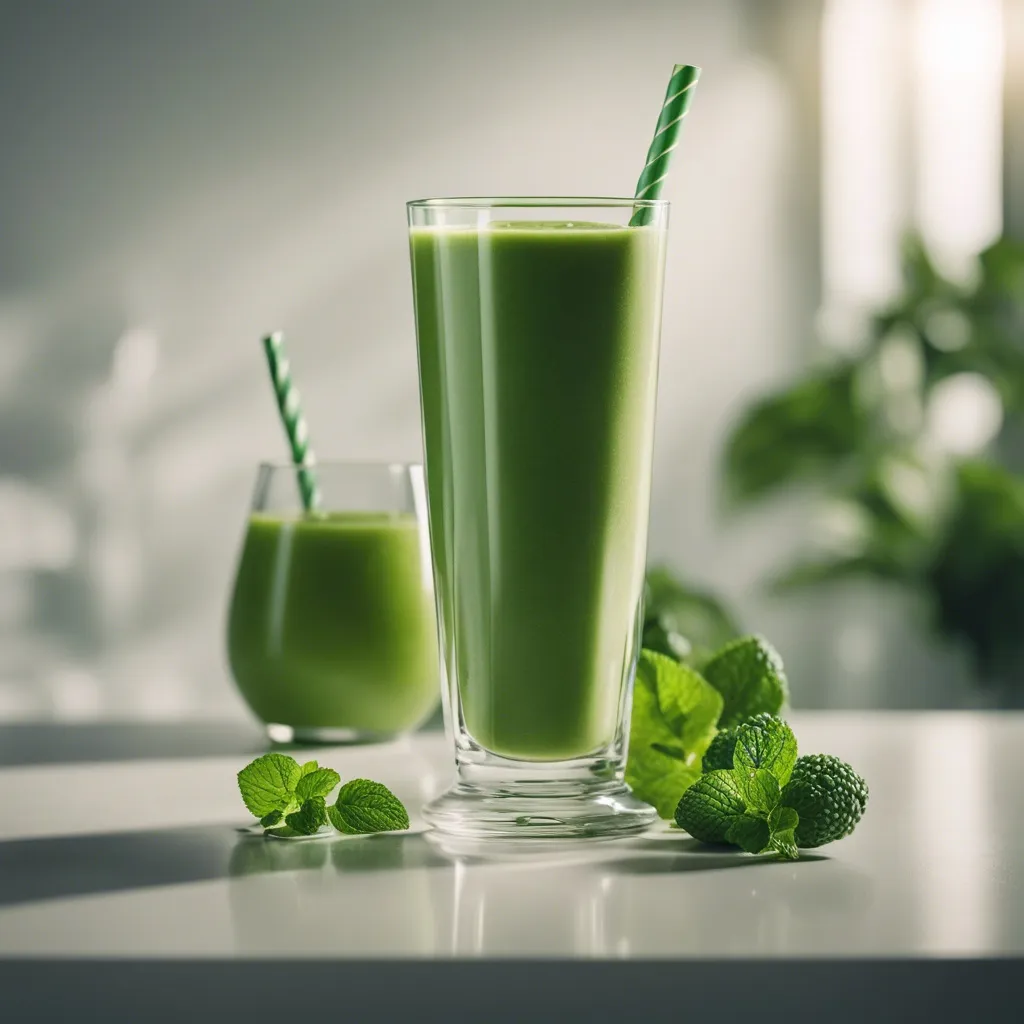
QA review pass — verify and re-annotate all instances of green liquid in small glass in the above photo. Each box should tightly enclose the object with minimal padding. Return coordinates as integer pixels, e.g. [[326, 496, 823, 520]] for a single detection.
[[227, 512, 439, 734]]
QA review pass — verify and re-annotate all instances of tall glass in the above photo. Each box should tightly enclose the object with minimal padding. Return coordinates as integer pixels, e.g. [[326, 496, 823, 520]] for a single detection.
[[408, 198, 669, 837], [227, 461, 439, 744]]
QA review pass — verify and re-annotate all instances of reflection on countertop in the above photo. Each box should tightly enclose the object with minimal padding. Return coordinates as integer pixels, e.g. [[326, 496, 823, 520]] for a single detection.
[[0, 714, 1021, 960], [223, 826, 871, 959]]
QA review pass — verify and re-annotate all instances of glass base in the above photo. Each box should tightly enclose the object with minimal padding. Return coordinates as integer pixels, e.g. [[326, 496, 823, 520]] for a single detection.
[[422, 777, 657, 840], [266, 723, 403, 745]]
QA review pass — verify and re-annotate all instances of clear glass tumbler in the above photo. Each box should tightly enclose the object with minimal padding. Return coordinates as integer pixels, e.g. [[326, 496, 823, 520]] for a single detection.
[[408, 198, 669, 837], [226, 461, 439, 744]]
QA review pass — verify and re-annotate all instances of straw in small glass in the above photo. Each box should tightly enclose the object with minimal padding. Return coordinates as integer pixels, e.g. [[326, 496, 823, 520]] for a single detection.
[[261, 331, 320, 512]]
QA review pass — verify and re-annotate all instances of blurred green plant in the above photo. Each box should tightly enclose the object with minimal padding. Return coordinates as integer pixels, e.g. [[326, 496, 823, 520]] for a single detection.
[[642, 566, 741, 669], [723, 234, 1024, 688]]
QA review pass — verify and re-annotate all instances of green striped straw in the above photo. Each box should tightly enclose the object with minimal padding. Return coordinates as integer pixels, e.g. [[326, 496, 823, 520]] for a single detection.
[[630, 63, 702, 227], [261, 331, 320, 512]]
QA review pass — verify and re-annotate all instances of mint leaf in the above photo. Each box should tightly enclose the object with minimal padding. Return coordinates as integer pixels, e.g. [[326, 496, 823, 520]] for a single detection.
[[726, 814, 771, 854], [328, 780, 410, 835], [702, 635, 788, 728], [733, 714, 798, 786], [237, 753, 302, 818], [646, 650, 724, 754], [678, 773, 797, 856], [765, 804, 800, 859], [295, 767, 341, 802], [770, 827, 799, 860], [674, 769, 746, 843], [626, 650, 722, 818], [627, 747, 701, 820], [735, 766, 781, 814], [300, 760, 320, 776], [769, 805, 799, 832], [259, 810, 283, 828], [286, 796, 329, 836], [626, 658, 702, 817]]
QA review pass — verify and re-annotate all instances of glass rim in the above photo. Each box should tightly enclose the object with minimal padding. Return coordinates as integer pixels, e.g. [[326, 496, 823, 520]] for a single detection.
[[256, 459, 421, 473], [406, 196, 669, 210]]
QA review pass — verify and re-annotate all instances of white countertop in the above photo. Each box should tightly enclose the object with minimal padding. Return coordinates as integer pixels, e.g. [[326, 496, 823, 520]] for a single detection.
[[0, 711, 1020, 961]]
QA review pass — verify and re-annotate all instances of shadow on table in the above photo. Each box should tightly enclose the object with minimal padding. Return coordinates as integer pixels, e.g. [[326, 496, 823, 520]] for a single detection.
[[0, 826, 830, 909], [0, 826, 452, 908], [601, 835, 829, 874], [0, 723, 269, 766], [0, 825, 243, 907]]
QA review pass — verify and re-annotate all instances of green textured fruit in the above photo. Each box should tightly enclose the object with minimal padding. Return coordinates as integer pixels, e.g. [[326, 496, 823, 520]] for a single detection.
[[674, 770, 746, 843], [780, 754, 868, 848], [701, 726, 739, 772]]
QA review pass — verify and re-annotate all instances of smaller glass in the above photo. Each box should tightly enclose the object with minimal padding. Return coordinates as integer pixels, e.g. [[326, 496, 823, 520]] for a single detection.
[[227, 461, 440, 744]]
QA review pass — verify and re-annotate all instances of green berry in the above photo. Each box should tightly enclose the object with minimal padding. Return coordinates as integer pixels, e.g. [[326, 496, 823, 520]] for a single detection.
[[702, 726, 739, 772], [780, 754, 868, 848]]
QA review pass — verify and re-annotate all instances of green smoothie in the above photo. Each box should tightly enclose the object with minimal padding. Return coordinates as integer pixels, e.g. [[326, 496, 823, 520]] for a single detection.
[[227, 512, 439, 734], [410, 220, 666, 761]]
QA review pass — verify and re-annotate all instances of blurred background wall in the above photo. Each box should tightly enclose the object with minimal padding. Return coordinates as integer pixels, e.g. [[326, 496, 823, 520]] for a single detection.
[[0, 0, 1019, 721]]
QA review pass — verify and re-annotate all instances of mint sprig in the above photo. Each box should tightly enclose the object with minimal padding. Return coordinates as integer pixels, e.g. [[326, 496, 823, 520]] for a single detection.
[[625, 650, 723, 818], [237, 754, 409, 840], [735, 766, 781, 815], [674, 712, 866, 860], [767, 806, 800, 859], [673, 770, 746, 843], [238, 753, 304, 819], [626, 638, 791, 820], [678, 758, 796, 859], [731, 713, 796, 813], [631, 626, 868, 859], [732, 712, 797, 785], [724, 814, 771, 854], [296, 767, 341, 802], [285, 796, 329, 836], [328, 779, 410, 835], [701, 635, 788, 728]]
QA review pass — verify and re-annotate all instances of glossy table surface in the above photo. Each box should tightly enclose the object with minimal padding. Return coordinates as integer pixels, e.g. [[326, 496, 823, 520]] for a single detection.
[[0, 710, 1020, 961]]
